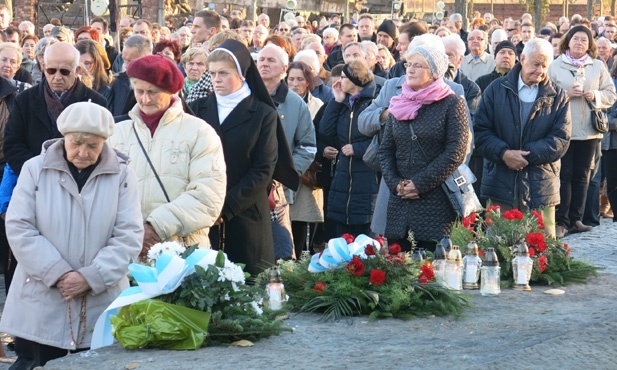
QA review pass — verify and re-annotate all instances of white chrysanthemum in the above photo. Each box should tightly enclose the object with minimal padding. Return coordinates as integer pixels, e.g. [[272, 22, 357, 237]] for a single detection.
[[250, 301, 263, 316], [147, 241, 186, 263]]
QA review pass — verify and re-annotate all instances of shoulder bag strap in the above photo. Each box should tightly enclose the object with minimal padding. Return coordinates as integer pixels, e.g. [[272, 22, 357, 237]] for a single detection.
[[409, 122, 430, 162], [132, 123, 171, 203]]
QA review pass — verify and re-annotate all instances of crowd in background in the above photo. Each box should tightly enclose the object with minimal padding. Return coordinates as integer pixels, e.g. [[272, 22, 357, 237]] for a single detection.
[[0, 6, 615, 367]]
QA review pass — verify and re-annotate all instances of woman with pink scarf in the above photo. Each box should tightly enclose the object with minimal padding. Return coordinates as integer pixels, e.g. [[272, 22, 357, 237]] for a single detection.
[[548, 25, 616, 238], [379, 43, 470, 251]]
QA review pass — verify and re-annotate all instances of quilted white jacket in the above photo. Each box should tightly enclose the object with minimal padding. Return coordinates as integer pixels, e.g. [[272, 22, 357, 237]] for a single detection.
[[110, 98, 226, 247]]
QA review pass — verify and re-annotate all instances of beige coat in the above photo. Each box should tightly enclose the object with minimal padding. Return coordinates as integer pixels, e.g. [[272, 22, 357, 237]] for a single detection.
[[290, 95, 325, 223], [548, 55, 616, 140], [110, 98, 227, 247], [0, 139, 144, 349]]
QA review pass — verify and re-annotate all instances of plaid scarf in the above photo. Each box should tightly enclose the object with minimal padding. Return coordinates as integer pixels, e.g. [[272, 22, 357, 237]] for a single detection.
[[185, 70, 213, 103]]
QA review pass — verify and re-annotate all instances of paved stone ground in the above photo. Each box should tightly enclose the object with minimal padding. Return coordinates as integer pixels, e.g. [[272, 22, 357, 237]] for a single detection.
[[0, 219, 616, 370]]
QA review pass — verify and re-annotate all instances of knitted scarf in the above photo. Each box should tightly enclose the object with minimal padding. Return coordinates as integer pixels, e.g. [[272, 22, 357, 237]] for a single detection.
[[44, 81, 77, 123], [388, 78, 453, 121], [564, 50, 589, 68]]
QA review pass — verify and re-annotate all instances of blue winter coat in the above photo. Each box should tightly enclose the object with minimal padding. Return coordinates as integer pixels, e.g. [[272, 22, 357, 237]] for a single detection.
[[319, 81, 379, 225], [474, 63, 571, 209]]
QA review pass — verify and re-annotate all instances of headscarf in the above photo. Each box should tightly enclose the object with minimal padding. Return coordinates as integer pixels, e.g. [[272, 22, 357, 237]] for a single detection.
[[214, 39, 299, 191]]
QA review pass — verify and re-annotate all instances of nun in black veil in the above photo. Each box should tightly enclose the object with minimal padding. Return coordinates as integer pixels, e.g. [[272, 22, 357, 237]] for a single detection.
[[189, 39, 298, 276]]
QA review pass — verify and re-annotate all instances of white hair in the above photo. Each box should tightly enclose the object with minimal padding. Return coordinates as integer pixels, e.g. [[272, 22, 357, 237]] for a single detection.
[[260, 43, 289, 66], [294, 49, 320, 73], [450, 13, 462, 21], [360, 40, 378, 57], [491, 29, 508, 44], [322, 27, 339, 40], [442, 34, 465, 57], [521, 38, 553, 60], [596, 36, 611, 47]]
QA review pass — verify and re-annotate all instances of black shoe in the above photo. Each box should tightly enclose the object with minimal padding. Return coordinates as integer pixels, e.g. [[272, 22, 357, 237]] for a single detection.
[[9, 357, 36, 370], [6, 340, 15, 351]]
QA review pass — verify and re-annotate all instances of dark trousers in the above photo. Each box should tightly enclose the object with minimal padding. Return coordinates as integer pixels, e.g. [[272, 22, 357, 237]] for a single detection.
[[583, 142, 602, 226], [469, 155, 485, 206], [335, 222, 372, 238], [603, 149, 617, 222], [291, 221, 323, 257], [556, 139, 600, 227], [11, 337, 87, 369], [0, 217, 16, 294]]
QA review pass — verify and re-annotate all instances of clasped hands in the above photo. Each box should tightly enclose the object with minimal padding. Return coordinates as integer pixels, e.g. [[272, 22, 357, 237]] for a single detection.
[[57, 271, 90, 301], [568, 84, 595, 102], [503, 149, 530, 171], [397, 179, 420, 200]]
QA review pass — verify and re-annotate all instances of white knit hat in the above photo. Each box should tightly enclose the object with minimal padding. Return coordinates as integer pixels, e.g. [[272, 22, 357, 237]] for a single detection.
[[57, 101, 115, 139], [408, 43, 449, 79]]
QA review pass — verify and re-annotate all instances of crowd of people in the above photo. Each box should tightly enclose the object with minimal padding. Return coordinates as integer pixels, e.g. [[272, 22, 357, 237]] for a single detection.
[[0, 5, 615, 368]]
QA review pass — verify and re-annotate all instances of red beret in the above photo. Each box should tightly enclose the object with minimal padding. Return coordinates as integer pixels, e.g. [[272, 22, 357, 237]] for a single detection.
[[126, 54, 184, 94]]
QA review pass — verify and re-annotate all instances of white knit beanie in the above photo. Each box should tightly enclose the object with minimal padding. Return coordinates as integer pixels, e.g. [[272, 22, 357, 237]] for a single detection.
[[408, 44, 449, 79]]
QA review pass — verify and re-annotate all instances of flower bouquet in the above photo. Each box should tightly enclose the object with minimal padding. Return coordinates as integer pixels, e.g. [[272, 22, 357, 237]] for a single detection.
[[93, 242, 289, 350], [259, 234, 470, 322], [450, 205, 597, 286]]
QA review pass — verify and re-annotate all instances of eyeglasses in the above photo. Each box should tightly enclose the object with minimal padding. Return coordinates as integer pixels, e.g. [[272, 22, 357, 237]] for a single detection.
[[45, 67, 72, 76], [404, 62, 430, 70], [279, 28, 289, 32]]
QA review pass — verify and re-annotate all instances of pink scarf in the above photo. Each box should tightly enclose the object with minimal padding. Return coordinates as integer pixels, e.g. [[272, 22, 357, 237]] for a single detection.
[[564, 49, 589, 68], [388, 78, 454, 121]]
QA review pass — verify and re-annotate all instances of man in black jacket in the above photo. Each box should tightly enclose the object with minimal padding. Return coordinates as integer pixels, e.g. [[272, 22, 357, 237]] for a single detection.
[[475, 41, 517, 92], [4, 42, 107, 176], [474, 38, 571, 238], [325, 24, 357, 70], [109, 35, 152, 117]]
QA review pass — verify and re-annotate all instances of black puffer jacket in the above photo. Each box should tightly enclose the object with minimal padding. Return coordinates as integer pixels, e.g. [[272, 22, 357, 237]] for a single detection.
[[320, 81, 378, 225], [379, 94, 469, 241], [474, 63, 571, 209]]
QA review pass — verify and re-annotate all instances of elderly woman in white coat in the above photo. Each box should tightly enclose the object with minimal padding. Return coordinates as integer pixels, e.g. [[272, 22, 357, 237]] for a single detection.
[[109, 54, 227, 255], [0, 102, 144, 369]]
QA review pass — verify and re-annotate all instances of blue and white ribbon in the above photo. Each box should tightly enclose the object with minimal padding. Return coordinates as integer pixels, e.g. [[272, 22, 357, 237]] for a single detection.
[[91, 248, 222, 349]]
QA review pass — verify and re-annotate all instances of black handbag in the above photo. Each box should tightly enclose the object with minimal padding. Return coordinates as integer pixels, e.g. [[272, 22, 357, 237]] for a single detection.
[[408, 123, 483, 218], [587, 100, 609, 134]]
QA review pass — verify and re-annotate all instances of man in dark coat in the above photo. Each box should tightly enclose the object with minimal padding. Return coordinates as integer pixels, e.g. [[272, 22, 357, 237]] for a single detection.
[[325, 24, 357, 70], [475, 40, 517, 92], [474, 38, 571, 238], [4, 42, 107, 176], [109, 35, 151, 117]]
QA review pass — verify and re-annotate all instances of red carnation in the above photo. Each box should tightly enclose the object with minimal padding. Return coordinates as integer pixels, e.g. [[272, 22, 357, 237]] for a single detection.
[[486, 205, 501, 214], [462, 217, 470, 229], [539, 255, 548, 272], [503, 209, 523, 221], [313, 281, 326, 292], [420, 262, 435, 281], [341, 233, 355, 244], [365, 244, 377, 256], [369, 269, 387, 285], [419, 275, 429, 284], [346, 256, 365, 276], [478, 249, 486, 257], [375, 235, 385, 247], [388, 243, 402, 255], [484, 217, 494, 226], [387, 255, 406, 264], [528, 247, 536, 257], [526, 232, 547, 253], [563, 243, 570, 256]]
